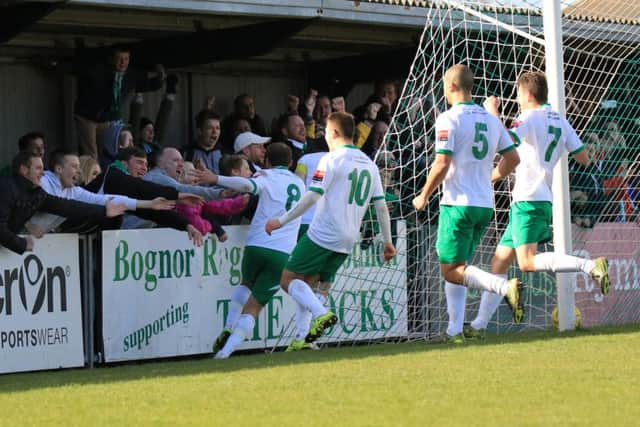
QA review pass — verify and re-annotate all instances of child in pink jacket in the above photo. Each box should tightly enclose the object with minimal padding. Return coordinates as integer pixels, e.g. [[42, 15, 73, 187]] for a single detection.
[[176, 161, 249, 241]]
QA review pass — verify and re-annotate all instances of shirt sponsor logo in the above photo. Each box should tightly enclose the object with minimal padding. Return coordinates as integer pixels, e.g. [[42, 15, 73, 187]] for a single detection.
[[437, 130, 449, 142]]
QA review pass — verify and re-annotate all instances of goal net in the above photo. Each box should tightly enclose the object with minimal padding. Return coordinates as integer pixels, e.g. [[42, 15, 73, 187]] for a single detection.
[[274, 0, 640, 348]]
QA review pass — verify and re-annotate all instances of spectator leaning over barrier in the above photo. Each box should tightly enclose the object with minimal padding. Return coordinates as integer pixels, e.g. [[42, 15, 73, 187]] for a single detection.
[[175, 161, 249, 241], [233, 132, 269, 174], [183, 112, 223, 174], [145, 147, 223, 200], [0, 132, 47, 177], [85, 147, 205, 245], [26, 150, 175, 235], [74, 46, 165, 159], [0, 151, 128, 254]]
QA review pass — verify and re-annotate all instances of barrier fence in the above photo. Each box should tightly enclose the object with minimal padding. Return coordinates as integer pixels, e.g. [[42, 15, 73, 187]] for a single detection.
[[1, 222, 638, 374]]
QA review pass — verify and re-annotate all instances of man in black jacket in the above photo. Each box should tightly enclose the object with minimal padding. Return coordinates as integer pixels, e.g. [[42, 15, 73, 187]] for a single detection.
[[0, 152, 128, 255], [86, 147, 204, 244], [75, 47, 165, 159]]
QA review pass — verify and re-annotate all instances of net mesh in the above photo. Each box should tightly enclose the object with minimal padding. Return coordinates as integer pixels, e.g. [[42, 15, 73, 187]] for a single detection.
[[273, 0, 640, 348]]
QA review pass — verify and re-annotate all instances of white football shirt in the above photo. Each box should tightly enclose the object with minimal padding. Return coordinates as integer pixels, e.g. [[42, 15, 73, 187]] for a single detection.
[[307, 145, 385, 254], [295, 152, 328, 225], [246, 167, 305, 254], [435, 102, 515, 208], [509, 104, 584, 202]]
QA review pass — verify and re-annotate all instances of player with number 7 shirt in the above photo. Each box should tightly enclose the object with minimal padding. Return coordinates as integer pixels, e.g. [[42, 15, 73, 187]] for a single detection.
[[265, 112, 396, 348], [465, 71, 610, 339]]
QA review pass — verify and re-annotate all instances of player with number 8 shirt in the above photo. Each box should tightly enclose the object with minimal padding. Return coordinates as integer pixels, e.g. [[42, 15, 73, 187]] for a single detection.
[[206, 142, 306, 358], [265, 112, 396, 348]]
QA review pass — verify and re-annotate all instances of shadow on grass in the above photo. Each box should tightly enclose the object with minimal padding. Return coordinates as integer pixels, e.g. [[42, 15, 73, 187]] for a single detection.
[[1, 324, 637, 393]]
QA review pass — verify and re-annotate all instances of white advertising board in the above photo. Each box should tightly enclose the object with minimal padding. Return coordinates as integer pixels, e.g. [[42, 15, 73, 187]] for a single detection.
[[0, 234, 84, 374], [102, 224, 407, 362]]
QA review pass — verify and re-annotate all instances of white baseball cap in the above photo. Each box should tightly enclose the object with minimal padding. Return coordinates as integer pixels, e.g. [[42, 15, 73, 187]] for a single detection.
[[234, 132, 271, 153]]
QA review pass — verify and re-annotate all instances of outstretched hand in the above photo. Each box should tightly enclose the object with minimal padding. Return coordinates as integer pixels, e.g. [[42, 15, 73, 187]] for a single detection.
[[26, 222, 46, 239], [151, 197, 176, 211], [186, 225, 204, 247], [191, 168, 218, 186], [178, 193, 205, 205], [265, 218, 282, 236], [106, 198, 128, 217]]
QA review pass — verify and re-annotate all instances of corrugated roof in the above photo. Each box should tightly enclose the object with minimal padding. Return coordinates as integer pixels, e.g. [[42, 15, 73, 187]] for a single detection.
[[360, 0, 640, 25], [563, 0, 640, 25]]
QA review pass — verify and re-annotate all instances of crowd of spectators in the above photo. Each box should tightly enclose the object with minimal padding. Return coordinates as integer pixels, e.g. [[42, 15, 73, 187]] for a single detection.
[[2, 44, 635, 255], [570, 119, 640, 227], [0, 46, 400, 255]]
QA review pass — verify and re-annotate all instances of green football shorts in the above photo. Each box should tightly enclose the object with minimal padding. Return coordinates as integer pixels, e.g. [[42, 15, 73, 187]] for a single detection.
[[436, 205, 494, 264], [286, 234, 348, 283], [241, 245, 289, 306], [499, 201, 552, 248]]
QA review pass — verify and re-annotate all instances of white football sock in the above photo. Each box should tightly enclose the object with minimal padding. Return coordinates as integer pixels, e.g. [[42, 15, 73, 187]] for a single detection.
[[215, 314, 255, 359], [471, 274, 507, 330], [225, 285, 251, 329], [463, 265, 509, 295], [533, 252, 595, 274], [295, 303, 312, 340], [445, 281, 467, 337], [294, 292, 327, 340], [288, 279, 327, 318]]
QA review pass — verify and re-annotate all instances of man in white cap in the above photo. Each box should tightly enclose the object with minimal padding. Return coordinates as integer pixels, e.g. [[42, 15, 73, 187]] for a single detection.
[[234, 131, 269, 174]]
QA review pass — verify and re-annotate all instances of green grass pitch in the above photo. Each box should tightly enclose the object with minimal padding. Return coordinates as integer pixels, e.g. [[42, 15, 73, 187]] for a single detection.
[[1, 325, 639, 426]]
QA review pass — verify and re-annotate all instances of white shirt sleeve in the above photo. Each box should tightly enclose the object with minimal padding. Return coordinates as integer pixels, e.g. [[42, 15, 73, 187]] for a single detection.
[[434, 114, 455, 155], [508, 113, 531, 146], [74, 186, 138, 210], [563, 118, 584, 154], [309, 154, 333, 195], [497, 124, 516, 154], [370, 167, 386, 202]]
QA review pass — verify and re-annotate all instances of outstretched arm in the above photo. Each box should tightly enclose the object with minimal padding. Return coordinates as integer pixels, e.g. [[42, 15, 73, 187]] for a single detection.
[[265, 190, 322, 235]]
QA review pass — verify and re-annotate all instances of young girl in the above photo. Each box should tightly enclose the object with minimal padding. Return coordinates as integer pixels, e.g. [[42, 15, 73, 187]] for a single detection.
[[176, 161, 249, 241]]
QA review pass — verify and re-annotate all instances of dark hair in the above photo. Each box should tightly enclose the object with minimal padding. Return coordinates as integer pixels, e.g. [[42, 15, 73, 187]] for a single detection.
[[18, 132, 44, 151], [139, 117, 153, 130], [48, 149, 78, 171], [195, 111, 221, 130], [112, 46, 131, 55], [517, 71, 548, 104], [327, 112, 355, 140], [219, 154, 248, 176], [277, 112, 300, 131], [116, 146, 147, 162], [266, 142, 292, 168], [374, 80, 397, 95], [12, 151, 38, 176], [233, 94, 253, 110]]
